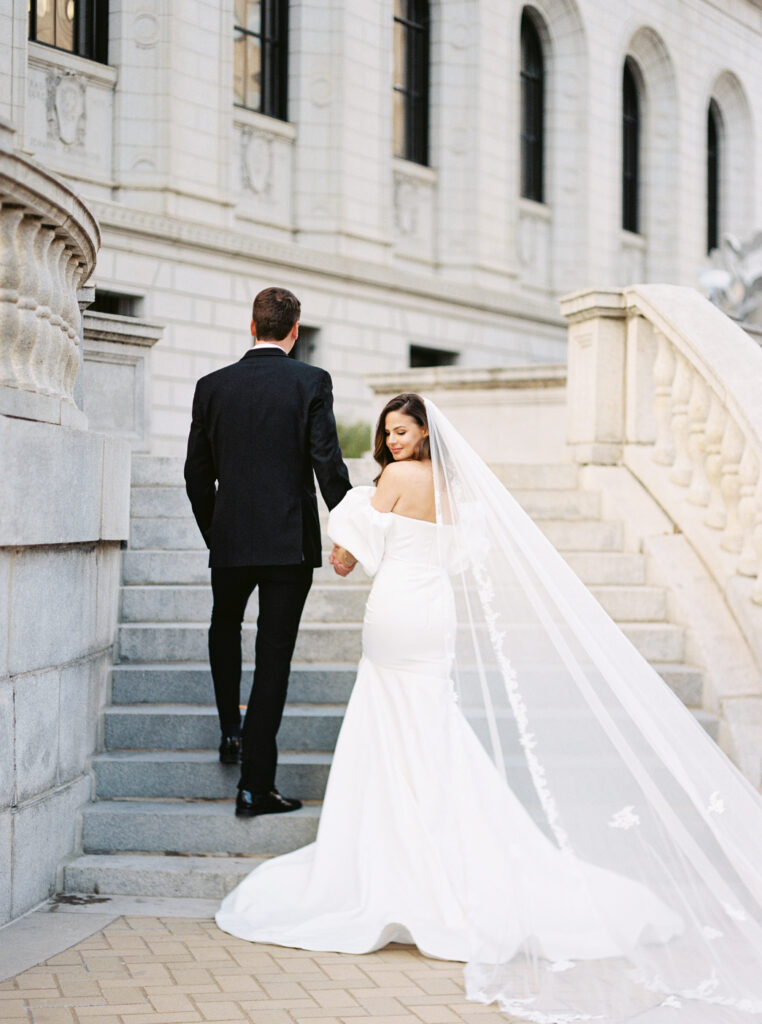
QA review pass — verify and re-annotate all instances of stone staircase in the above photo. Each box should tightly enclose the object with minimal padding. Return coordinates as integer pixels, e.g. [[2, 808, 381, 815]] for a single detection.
[[62, 456, 715, 899]]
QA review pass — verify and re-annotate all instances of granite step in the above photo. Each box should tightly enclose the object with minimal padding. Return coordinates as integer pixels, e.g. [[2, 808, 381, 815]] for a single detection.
[[94, 750, 332, 800], [118, 617, 680, 665], [111, 663, 357, 706], [509, 489, 601, 521], [130, 455, 376, 489], [120, 583, 370, 624], [488, 463, 579, 490], [81, 799, 321, 855], [110, 660, 702, 709], [588, 585, 668, 623], [64, 853, 261, 900], [104, 703, 345, 753], [118, 621, 363, 663]]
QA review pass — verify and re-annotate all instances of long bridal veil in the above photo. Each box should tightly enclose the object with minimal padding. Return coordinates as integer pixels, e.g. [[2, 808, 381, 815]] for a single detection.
[[424, 398, 762, 1022]]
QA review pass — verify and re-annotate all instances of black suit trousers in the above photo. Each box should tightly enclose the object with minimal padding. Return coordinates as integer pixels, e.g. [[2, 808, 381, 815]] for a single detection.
[[209, 563, 313, 793]]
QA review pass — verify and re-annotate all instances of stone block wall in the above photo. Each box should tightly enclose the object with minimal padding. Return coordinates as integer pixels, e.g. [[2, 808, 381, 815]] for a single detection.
[[0, 416, 129, 925]]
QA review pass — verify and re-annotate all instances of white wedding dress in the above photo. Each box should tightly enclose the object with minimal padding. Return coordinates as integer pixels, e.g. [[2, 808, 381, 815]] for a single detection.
[[216, 487, 681, 963], [217, 400, 762, 1021]]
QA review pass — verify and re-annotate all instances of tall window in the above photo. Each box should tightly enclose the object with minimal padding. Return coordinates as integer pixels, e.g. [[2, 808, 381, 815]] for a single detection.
[[28, 0, 109, 64], [520, 11, 544, 203], [707, 100, 721, 253], [234, 0, 289, 121], [393, 0, 429, 166], [622, 57, 641, 233]]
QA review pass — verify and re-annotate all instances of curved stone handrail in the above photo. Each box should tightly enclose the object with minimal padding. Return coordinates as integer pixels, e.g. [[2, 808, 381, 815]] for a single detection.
[[0, 143, 99, 427]]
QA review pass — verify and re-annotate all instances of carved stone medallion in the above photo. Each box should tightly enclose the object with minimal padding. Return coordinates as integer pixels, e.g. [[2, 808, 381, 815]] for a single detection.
[[47, 72, 86, 147], [241, 128, 273, 195]]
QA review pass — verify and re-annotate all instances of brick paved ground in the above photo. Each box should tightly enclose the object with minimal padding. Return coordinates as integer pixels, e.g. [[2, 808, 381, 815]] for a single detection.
[[0, 915, 530, 1024]]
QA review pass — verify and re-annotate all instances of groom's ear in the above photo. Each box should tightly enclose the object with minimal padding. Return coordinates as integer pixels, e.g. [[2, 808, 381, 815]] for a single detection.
[[250, 318, 256, 338]]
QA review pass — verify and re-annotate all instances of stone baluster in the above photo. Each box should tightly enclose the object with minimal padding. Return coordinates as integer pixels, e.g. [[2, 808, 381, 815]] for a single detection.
[[737, 445, 761, 576], [61, 250, 84, 401], [686, 374, 711, 506], [751, 482, 762, 603], [15, 214, 44, 392], [652, 330, 676, 466], [719, 419, 746, 553], [47, 233, 71, 401], [669, 352, 694, 486], [704, 393, 728, 530], [32, 223, 57, 396], [0, 204, 24, 388]]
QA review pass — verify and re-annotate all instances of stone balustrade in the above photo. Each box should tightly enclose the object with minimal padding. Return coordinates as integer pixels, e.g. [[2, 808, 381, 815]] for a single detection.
[[0, 127, 99, 428], [563, 285, 762, 780]]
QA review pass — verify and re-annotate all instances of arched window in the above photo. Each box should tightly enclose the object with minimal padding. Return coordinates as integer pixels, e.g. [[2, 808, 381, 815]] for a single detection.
[[707, 100, 721, 253], [622, 58, 641, 233], [28, 0, 109, 64], [393, 0, 429, 166], [520, 11, 544, 203], [234, 0, 289, 121]]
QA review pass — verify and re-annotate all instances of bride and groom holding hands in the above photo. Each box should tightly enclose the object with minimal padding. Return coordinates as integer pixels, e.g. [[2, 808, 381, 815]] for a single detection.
[[184, 287, 762, 1021]]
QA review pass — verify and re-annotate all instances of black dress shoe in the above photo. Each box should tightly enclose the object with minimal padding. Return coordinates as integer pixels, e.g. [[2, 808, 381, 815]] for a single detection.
[[235, 789, 302, 817], [219, 735, 241, 765]]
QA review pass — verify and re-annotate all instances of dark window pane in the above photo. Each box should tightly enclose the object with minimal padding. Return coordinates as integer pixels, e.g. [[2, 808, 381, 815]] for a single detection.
[[233, 0, 287, 120], [520, 10, 544, 202], [392, 0, 429, 165], [707, 101, 720, 253], [30, 0, 108, 64], [622, 58, 640, 233]]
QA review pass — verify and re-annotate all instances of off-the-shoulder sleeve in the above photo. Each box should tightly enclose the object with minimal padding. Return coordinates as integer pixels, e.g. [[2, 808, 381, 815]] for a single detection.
[[327, 486, 390, 576]]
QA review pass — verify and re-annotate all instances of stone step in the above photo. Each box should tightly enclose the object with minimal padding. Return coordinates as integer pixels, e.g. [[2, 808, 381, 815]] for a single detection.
[[510, 489, 601, 521], [121, 550, 372, 586], [120, 583, 370, 624], [63, 853, 262, 900], [122, 546, 644, 590], [94, 750, 332, 800], [111, 663, 357, 705], [489, 463, 579, 490], [540, 519, 623, 552], [131, 486, 191, 519], [130, 517, 205, 550], [118, 622, 362, 664], [563, 551, 646, 585], [653, 663, 704, 707], [118, 616, 678, 665], [81, 800, 321, 855], [104, 703, 345, 752], [589, 585, 668, 623], [110, 661, 701, 708]]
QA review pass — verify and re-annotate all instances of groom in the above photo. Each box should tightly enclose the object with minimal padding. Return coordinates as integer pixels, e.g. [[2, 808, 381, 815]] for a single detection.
[[184, 287, 352, 817]]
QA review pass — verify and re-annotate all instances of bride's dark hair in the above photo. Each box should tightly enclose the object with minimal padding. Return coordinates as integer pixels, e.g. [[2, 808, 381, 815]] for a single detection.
[[373, 393, 430, 484]]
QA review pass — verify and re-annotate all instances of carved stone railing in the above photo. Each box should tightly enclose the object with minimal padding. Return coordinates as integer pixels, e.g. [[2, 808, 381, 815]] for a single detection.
[[563, 285, 762, 780], [0, 127, 99, 428]]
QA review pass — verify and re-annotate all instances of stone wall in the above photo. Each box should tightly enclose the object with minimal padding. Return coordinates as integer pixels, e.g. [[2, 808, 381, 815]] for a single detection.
[[0, 126, 130, 924]]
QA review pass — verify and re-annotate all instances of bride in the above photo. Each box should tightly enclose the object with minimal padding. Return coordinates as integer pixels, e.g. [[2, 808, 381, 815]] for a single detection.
[[216, 393, 762, 1022]]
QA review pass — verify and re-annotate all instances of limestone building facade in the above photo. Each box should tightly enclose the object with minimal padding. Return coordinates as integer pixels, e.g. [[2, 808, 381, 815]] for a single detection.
[[2, 0, 761, 453]]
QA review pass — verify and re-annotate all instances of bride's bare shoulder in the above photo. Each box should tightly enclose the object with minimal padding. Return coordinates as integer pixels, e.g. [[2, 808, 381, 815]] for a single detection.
[[373, 459, 432, 512]]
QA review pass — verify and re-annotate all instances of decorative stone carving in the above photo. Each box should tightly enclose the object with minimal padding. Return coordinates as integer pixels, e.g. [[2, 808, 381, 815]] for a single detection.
[[0, 146, 99, 427], [241, 128, 273, 195], [310, 73, 333, 108], [133, 11, 160, 49], [47, 71, 86, 147]]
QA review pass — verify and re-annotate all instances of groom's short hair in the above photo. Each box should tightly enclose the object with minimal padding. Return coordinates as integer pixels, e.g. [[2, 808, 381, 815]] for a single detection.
[[252, 287, 301, 341]]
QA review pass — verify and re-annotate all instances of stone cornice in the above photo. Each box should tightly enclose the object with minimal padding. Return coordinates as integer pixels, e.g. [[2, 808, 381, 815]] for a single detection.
[[88, 200, 564, 326]]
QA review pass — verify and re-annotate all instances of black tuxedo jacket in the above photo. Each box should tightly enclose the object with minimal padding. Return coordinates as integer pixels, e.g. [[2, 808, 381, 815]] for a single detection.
[[184, 348, 352, 568]]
